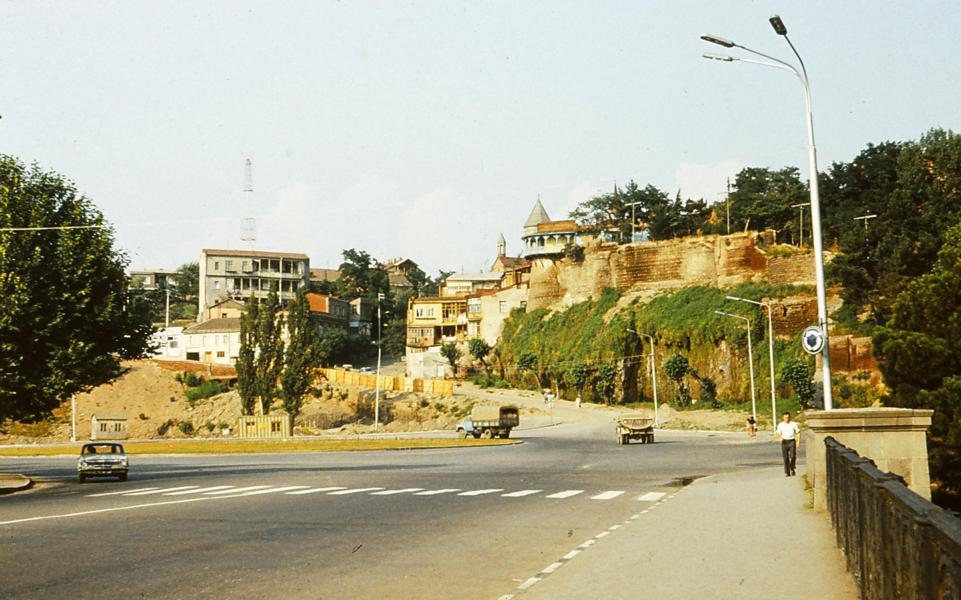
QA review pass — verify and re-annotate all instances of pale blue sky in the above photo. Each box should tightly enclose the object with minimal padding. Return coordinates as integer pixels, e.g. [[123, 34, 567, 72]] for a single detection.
[[3, 1, 960, 275]]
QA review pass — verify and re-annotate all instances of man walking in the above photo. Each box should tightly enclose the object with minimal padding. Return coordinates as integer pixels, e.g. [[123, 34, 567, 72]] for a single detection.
[[776, 411, 801, 477]]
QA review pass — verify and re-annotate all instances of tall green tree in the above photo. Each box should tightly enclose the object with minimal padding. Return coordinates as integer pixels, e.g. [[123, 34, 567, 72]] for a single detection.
[[727, 166, 807, 239], [254, 290, 285, 414], [236, 297, 259, 415], [281, 288, 318, 425], [0, 156, 154, 422], [873, 220, 961, 494], [440, 341, 462, 374]]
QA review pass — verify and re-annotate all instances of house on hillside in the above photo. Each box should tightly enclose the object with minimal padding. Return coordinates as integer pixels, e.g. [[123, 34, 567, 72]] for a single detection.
[[198, 249, 309, 320], [349, 297, 373, 337], [380, 257, 419, 293], [202, 298, 245, 321], [521, 199, 582, 257], [129, 268, 176, 290], [182, 318, 241, 365], [306, 292, 350, 333], [441, 272, 504, 297]]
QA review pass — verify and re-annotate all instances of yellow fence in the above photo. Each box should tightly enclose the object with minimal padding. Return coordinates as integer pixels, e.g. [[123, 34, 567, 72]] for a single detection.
[[238, 414, 291, 439], [318, 368, 454, 396]]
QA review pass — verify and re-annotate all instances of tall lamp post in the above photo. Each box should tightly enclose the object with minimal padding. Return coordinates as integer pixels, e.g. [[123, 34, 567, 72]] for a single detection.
[[726, 296, 776, 429], [374, 292, 384, 431], [715, 311, 756, 425], [701, 15, 833, 410], [627, 329, 659, 427]]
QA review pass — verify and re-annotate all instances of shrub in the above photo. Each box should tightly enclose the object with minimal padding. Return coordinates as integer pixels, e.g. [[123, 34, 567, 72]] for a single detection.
[[184, 380, 227, 403], [204, 421, 216, 432], [178, 421, 194, 435]]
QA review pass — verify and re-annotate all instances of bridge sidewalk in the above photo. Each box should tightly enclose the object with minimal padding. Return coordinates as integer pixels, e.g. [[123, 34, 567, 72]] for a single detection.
[[512, 465, 858, 600]]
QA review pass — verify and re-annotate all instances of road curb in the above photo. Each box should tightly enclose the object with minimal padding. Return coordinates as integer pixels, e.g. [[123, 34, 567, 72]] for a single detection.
[[0, 473, 33, 494]]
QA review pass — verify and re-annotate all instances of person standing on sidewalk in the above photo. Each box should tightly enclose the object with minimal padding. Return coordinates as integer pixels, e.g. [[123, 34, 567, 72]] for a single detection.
[[776, 411, 801, 476]]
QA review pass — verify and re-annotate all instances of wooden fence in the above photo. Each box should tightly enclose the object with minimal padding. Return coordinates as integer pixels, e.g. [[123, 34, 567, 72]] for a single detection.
[[318, 368, 454, 396]]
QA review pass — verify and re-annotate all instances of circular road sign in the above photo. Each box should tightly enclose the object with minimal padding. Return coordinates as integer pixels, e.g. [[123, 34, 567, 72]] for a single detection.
[[801, 325, 825, 355]]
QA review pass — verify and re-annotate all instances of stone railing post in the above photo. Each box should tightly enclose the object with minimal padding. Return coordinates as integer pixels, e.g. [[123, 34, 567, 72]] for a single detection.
[[804, 408, 933, 511]]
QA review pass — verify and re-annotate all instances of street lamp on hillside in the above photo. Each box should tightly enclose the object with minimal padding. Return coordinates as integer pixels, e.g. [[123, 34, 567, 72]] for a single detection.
[[727, 296, 776, 430], [714, 311, 757, 426], [701, 15, 834, 410], [626, 329, 659, 427]]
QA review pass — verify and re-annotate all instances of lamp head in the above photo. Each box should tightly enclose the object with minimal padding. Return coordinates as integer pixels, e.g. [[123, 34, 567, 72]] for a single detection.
[[769, 15, 787, 36], [725, 295, 742, 301], [702, 53, 735, 62], [700, 34, 735, 48]]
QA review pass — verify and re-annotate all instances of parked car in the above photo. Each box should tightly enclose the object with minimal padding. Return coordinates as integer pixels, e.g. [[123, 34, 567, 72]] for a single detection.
[[358, 367, 373, 374], [77, 442, 128, 483]]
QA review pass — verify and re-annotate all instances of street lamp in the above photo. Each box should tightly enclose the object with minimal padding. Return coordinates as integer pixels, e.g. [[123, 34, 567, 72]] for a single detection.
[[714, 311, 757, 425], [626, 201, 643, 243], [727, 296, 776, 430], [374, 293, 384, 431], [626, 329, 659, 427], [701, 15, 834, 410]]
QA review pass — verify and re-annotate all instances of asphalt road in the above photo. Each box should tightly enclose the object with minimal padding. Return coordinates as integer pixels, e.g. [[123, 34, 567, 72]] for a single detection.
[[0, 421, 778, 599]]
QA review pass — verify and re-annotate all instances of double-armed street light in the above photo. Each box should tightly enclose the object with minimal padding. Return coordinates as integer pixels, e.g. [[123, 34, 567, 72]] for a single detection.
[[626, 328, 659, 427], [714, 311, 757, 425], [374, 292, 385, 431], [701, 15, 834, 410], [726, 296, 776, 429]]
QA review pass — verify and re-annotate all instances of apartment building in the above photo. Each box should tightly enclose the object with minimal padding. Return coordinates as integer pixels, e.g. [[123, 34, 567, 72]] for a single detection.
[[198, 249, 309, 319]]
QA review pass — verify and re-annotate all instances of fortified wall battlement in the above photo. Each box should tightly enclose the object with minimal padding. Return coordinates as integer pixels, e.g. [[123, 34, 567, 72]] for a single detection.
[[527, 232, 817, 312]]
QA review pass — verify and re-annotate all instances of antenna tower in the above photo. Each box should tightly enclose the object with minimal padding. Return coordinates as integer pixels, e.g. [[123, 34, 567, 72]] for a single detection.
[[240, 158, 256, 247]]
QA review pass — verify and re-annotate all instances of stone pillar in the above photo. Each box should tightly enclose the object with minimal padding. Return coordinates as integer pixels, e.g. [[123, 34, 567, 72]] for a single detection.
[[804, 407, 933, 511]]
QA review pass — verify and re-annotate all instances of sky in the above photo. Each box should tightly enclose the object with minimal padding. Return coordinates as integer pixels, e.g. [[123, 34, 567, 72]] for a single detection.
[[3, 1, 960, 276]]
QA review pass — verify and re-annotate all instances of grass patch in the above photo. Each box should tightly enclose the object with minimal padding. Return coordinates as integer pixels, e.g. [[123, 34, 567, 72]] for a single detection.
[[0, 438, 516, 456]]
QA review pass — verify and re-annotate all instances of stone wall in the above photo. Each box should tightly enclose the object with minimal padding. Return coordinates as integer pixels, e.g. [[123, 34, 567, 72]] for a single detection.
[[527, 232, 816, 311]]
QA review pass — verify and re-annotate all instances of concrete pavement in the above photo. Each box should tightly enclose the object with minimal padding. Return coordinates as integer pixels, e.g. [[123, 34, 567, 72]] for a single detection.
[[504, 465, 858, 600]]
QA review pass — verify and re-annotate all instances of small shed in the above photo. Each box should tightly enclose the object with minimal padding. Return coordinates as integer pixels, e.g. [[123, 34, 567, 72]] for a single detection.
[[237, 414, 290, 439], [91, 414, 128, 440]]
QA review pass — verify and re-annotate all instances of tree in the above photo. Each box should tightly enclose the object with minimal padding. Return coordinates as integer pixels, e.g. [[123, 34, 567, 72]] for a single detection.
[[236, 298, 259, 415], [727, 167, 806, 239], [0, 156, 154, 422], [468, 338, 491, 372], [338, 249, 390, 303], [565, 363, 592, 396], [873, 220, 961, 494], [316, 328, 349, 367], [281, 288, 318, 425], [569, 181, 691, 242], [594, 363, 618, 405], [440, 342, 462, 374], [782, 358, 816, 409], [253, 290, 285, 414], [663, 353, 693, 406]]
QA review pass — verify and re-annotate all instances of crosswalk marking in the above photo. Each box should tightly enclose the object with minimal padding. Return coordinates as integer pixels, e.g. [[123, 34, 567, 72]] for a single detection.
[[204, 485, 270, 495], [327, 487, 385, 495], [458, 489, 503, 496], [370, 488, 424, 496], [502, 490, 542, 497], [637, 492, 666, 502], [236, 486, 310, 496], [590, 491, 624, 500], [124, 486, 198, 496], [87, 487, 158, 497], [546, 490, 584, 499], [286, 487, 347, 495], [163, 486, 235, 496], [413, 488, 461, 496]]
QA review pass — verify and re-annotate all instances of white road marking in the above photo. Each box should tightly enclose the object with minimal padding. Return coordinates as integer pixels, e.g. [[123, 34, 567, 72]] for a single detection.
[[0, 496, 214, 526], [638, 492, 666, 502], [413, 488, 461, 496], [546, 490, 584, 499], [370, 488, 424, 495], [596, 531, 610, 539], [163, 486, 234, 496], [590, 491, 624, 500], [458, 489, 504, 496], [124, 486, 199, 496], [286, 487, 347, 495], [578, 539, 596, 549], [562, 550, 580, 560], [501, 489, 541, 497], [86, 487, 158, 497], [542, 562, 564, 574], [608, 524, 622, 531], [327, 487, 385, 495], [517, 577, 542, 590], [204, 485, 270, 495], [237, 486, 310, 496]]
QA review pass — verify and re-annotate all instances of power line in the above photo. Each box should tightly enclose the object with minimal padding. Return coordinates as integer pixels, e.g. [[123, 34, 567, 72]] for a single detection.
[[0, 224, 106, 232]]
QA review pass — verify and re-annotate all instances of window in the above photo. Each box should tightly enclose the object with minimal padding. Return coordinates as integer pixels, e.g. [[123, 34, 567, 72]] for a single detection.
[[186, 352, 200, 361], [225, 260, 235, 272], [168, 340, 178, 349], [520, 301, 527, 310], [499, 301, 508, 313], [270, 421, 281, 433], [100, 422, 107, 432], [214, 280, 221, 290], [415, 306, 435, 318], [217, 351, 225, 358], [221, 312, 228, 319], [214, 261, 220, 271]]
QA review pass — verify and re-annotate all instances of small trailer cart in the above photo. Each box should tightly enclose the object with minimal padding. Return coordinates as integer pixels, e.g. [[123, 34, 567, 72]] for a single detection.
[[615, 414, 655, 445]]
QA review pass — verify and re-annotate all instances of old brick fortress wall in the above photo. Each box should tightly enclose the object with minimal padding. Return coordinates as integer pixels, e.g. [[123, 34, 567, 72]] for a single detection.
[[527, 232, 817, 312]]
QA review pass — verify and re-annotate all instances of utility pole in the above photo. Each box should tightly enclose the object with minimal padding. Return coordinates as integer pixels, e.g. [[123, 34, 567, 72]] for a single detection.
[[374, 292, 384, 431], [791, 202, 808, 248], [165, 286, 170, 328], [726, 177, 731, 234], [853, 212, 878, 231], [241, 158, 256, 249]]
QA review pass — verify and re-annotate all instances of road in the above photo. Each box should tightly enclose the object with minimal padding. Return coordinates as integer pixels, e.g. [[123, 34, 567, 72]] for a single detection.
[[0, 419, 778, 599]]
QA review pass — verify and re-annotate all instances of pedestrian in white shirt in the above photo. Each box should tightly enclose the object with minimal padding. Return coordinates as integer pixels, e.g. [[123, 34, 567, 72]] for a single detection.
[[776, 411, 801, 477]]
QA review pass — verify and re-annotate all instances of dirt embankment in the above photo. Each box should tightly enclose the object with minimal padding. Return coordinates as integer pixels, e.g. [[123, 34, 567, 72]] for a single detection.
[[0, 360, 540, 443]]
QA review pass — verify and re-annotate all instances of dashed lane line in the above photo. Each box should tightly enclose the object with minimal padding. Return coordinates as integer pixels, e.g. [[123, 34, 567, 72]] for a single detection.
[[501, 490, 542, 498], [237, 486, 310, 496], [286, 487, 347, 495], [458, 489, 504, 496], [413, 488, 461, 496], [327, 487, 385, 495], [204, 486, 269, 495], [589, 491, 624, 500], [86, 487, 159, 497], [637, 492, 666, 502], [370, 488, 424, 496], [164, 486, 235, 496], [545, 490, 583, 499], [124, 486, 198, 496]]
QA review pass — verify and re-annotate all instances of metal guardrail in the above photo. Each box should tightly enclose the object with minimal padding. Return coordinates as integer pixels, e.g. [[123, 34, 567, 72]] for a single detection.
[[824, 436, 961, 599]]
